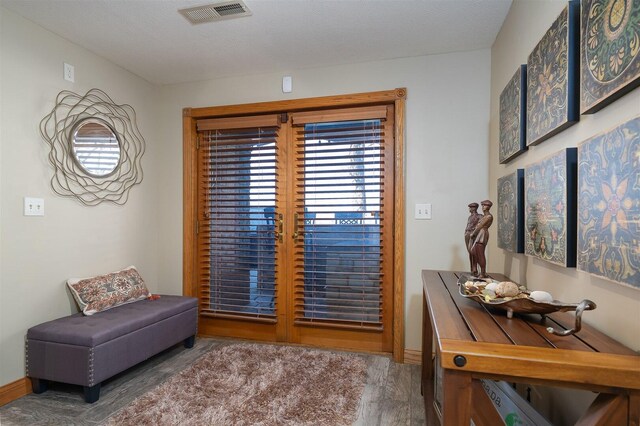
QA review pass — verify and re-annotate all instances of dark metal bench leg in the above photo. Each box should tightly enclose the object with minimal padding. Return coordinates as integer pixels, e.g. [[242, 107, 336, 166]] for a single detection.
[[83, 383, 101, 403], [30, 378, 48, 394], [184, 335, 195, 348]]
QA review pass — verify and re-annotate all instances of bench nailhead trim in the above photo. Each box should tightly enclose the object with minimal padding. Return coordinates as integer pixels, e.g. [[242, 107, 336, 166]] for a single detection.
[[88, 347, 95, 386], [25, 339, 29, 375]]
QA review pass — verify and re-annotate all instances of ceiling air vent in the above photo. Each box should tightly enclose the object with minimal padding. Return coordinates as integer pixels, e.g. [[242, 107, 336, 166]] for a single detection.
[[179, 1, 252, 24]]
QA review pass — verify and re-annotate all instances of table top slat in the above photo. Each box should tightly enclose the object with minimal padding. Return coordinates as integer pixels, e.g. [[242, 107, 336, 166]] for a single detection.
[[450, 272, 553, 347], [421, 270, 473, 343], [438, 271, 513, 345], [516, 315, 598, 352], [546, 312, 638, 356], [486, 310, 554, 347], [447, 271, 599, 352]]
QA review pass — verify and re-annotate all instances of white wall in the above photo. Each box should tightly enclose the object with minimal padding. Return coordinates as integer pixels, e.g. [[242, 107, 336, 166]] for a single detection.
[[156, 51, 492, 352], [0, 7, 161, 386], [489, 1, 640, 423]]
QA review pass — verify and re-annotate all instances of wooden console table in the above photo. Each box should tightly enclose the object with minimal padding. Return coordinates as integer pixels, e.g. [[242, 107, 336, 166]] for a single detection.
[[422, 270, 640, 426]]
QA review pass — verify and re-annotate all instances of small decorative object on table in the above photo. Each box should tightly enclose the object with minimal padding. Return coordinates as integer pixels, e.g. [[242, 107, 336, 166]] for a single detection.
[[457, 274, 596, 336], [464, 202, 483, 274], [469, 200, 493, 278]]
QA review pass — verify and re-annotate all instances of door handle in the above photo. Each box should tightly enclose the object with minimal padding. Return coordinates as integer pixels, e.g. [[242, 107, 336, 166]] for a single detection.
[[293, 213, 299, 241], [274, 213, 284, 243]]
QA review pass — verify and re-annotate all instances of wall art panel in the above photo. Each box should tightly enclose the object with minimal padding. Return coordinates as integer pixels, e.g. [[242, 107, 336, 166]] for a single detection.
[[525, 148, 577, 267], [527, 1, 580, 146], [499, 65, 527, 163], [498, 169, 525, 253], [577, 116, 639, 289], [581, 0, 640, 114]]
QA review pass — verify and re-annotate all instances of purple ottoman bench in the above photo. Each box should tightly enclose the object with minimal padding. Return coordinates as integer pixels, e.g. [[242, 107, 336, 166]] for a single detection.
[[26, 295, 197, 403]]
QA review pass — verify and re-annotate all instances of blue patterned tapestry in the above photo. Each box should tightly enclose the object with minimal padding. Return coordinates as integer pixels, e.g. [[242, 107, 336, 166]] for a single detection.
[[527, 2, 579, 146], [499, 66, 527, 163], [525, 149, 577, 266], [577, 116, 640, 288], [498, 170, 524, 253], [581, 0, 640, 114]]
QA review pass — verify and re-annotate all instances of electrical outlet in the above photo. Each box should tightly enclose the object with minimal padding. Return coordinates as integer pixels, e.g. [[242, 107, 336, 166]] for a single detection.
[[64, 62, 75, 82], [415, 203, 432, 220], [24, 197, 45, 216]]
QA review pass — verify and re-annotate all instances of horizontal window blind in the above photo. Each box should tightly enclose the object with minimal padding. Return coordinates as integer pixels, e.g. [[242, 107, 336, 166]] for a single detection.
[[292, 108, 388, 330], [198, 116, 279, 321]]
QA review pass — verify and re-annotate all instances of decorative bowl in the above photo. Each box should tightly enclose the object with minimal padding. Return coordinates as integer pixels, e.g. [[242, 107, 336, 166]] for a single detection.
[[457, 274, 596, 336]]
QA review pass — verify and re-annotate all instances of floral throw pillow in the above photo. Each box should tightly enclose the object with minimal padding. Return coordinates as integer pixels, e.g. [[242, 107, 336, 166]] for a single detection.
[[67, 266, 149, 315]]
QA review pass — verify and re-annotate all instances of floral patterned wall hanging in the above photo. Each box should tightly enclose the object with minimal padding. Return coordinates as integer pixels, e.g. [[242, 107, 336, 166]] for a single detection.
[[577, 116, 639, 288], [499, 65, 528, 163], [525, 148, 577, 266], [498, 170, 525, 253], [581, 0, 640, 114], [527, 1, 580, 146]]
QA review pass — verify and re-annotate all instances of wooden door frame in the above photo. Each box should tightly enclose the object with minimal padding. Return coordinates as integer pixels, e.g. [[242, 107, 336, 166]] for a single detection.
[[183, 88, 407, 362]]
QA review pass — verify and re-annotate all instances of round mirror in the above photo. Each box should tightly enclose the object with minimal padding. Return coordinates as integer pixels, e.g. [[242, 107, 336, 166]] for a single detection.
[[71, 119, 121, 177]]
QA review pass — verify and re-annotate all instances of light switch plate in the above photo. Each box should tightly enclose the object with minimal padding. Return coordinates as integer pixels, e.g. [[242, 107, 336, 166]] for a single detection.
[[24, 197, 45, 216], [415, 203, 432, 220]]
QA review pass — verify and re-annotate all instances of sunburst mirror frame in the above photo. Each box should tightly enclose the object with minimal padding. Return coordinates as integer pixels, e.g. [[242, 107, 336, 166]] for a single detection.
[[40, 88, 145, 206]]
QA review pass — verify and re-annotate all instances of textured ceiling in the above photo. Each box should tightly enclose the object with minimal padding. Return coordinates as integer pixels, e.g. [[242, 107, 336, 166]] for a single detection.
[[1, 0, 512, 86]]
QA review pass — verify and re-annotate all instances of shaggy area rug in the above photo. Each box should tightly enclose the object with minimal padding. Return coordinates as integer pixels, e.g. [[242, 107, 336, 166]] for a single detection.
[[106, 343, 367, 426]]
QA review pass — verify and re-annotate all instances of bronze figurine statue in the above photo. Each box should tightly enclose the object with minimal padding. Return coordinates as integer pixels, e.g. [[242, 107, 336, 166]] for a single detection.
[[469, 200, 493, 278], [464, 203, 483, 274]]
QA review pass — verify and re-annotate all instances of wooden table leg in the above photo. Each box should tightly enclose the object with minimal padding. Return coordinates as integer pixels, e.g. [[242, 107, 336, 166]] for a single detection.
[[471, 380, 504, 426], [576, 393, 635, 426], [441, 369, 472, 426], [422, 290, 434, 383], [422, 290, 438, 425], [629, 392, 639, 426]]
